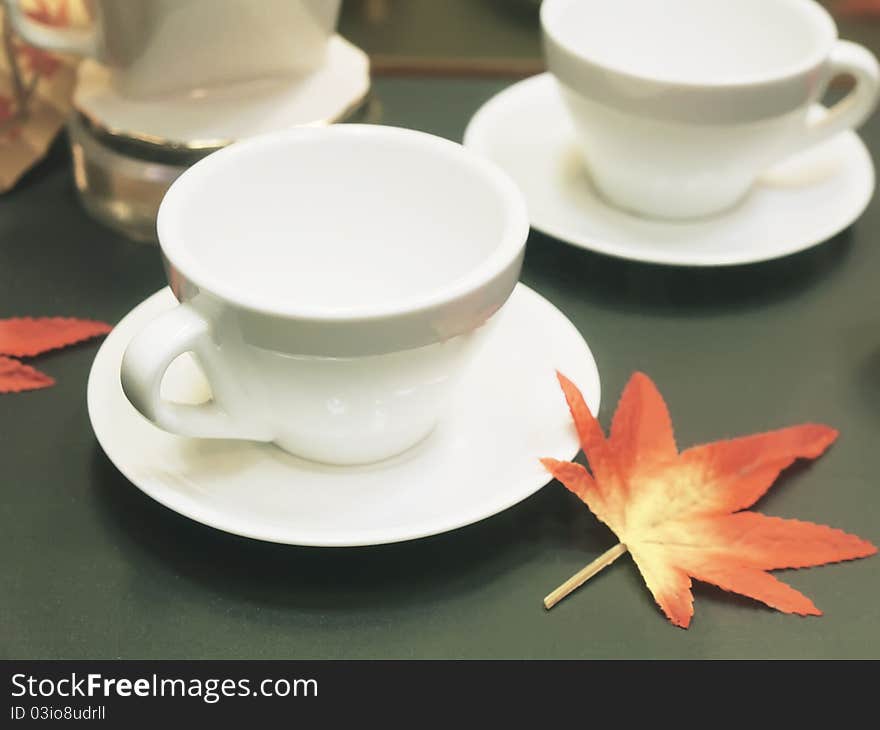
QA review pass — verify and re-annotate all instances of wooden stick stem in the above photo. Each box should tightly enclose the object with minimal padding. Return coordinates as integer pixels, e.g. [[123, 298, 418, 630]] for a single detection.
[[543, 543, 628, 610]]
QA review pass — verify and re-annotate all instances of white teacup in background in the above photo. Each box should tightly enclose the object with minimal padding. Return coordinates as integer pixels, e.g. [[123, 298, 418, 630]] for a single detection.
[[119, 125, 528, 465], [542, 0, 880, 219], [3, 0, 339, 98]]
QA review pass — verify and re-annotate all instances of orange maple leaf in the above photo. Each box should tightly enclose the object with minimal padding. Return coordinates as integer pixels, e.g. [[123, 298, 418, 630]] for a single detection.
[[542, 372, 876, 628]]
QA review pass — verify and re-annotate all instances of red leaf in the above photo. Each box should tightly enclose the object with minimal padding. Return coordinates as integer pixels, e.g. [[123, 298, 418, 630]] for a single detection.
[[0, 317, 111, 357], [0, 356, 54, 392], [543, 372, 876, 628]]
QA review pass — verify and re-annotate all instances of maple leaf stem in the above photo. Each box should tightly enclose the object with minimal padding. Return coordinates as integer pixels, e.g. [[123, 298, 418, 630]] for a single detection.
[[544, 543, 628, 610]]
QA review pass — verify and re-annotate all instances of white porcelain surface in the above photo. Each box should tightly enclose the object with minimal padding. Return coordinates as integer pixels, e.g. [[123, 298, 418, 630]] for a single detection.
[[73, 35, 369, 147], [464, 74, 875, 267], [90, 285, 601, 546], [121, 125, 529, 463], [541, 0, 880, 218], [6, 0, 339, 98]]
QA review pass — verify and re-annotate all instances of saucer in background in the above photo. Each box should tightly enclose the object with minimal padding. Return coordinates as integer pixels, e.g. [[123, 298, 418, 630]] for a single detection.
[[74, 35, 370, 150], [464, 74, 875, 267]]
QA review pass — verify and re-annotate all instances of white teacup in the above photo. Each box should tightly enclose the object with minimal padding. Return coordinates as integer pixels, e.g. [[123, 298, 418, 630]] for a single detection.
[[3, 0, 339, 98], [119, 125, 528, 465], [541, 0, 880, 219]]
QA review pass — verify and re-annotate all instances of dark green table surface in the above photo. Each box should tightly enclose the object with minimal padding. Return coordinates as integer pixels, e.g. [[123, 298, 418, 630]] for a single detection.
[[1, 72, 879, 659]]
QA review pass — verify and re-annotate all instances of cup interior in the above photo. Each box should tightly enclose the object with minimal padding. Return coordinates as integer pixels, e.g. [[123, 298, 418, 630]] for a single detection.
[[158, 126, 525, 315], [542, 0, 835, 85]]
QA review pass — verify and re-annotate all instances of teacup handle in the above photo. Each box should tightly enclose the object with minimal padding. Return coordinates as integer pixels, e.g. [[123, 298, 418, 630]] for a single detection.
[[3, 0, 100, 58], [120, 303, 274, 442], [783, 40, 880, 160]]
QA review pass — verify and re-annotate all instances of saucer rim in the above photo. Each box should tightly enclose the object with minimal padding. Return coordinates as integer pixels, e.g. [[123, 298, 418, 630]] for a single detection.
[[463, 72, 876, 267], [87, 284, 600, 547]]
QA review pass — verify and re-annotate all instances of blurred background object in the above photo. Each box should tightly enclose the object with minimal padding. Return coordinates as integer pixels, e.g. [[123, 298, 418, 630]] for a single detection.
[[340, 0, 542, 76], [339, 0, 880, 75], [5, 0, 880, 235], [0, 0, 87, 191], [2, 0, 371, 241], [836, 0, 880, 18]]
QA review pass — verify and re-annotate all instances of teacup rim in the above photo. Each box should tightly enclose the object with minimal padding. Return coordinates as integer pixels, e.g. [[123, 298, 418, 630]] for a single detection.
[[156, 124, 529, 323], [540, 0, 838, 91]]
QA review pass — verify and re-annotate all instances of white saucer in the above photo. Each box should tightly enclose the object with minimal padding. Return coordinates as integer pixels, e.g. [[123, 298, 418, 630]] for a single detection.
[[74, 35, 370, 149], [463, 74, 875, 267], [87, 285, 600, 547]]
